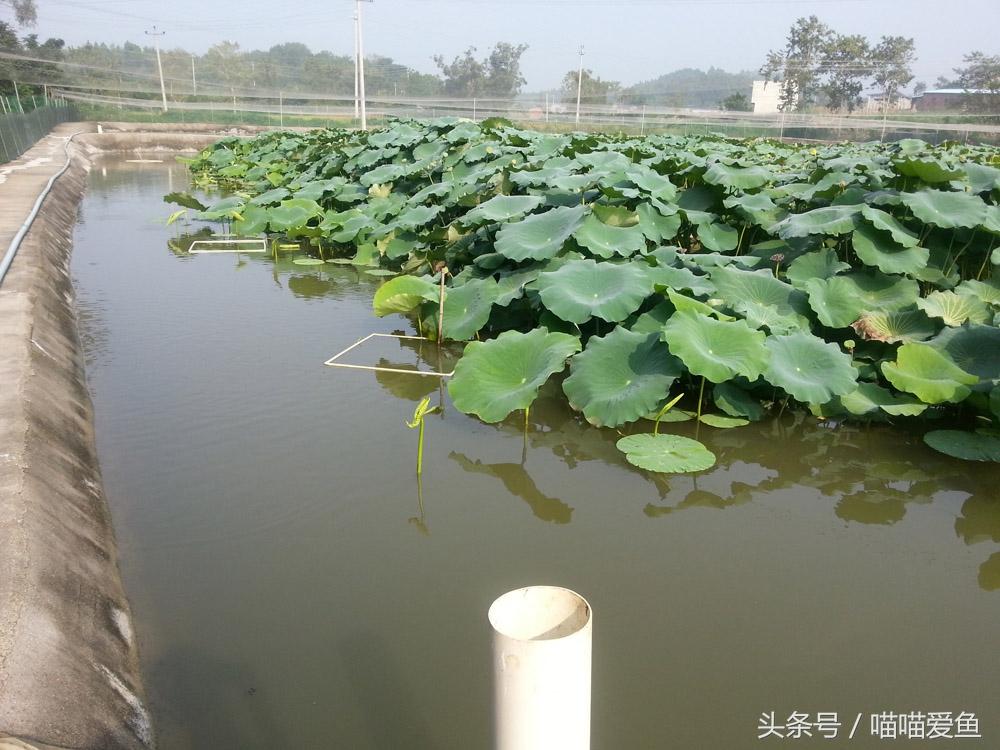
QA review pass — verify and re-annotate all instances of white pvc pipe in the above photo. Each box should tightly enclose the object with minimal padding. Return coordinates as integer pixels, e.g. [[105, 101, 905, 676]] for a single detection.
[[489, 586, 592, 750]]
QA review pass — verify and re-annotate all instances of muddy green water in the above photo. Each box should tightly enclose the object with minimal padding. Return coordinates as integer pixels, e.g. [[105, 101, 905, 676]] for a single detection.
[[71, 159, 1000, 749]]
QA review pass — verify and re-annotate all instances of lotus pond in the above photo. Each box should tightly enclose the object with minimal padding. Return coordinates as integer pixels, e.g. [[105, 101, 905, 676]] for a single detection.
[[73, 132, 1000, 748]]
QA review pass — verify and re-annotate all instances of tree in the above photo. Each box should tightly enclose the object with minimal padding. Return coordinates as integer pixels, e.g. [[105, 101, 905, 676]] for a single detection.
[[560, 68, 620, 105], [434, 43, 527, 98], [1, 0, 35, 27], [719, 92, 752, 111], [820, 33, 871, 112], [761, 16, 834, 111], [913, 81, 927, 96], [870, 36, 916, 106], [953, 51, 1000, 113]]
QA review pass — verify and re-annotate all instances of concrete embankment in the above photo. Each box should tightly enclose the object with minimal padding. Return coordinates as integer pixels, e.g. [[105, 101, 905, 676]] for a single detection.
[[0, 122, 254, 749]]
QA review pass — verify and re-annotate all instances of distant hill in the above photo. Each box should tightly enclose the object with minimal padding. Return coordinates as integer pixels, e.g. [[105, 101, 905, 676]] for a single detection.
[[625, 67, 755, 108]]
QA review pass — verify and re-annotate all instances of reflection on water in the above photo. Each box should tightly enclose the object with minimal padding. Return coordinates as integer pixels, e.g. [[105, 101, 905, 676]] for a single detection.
[[72, 158, 1000, 750]]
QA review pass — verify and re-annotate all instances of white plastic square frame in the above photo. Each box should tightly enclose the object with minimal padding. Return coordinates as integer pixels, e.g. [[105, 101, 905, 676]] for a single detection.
[[324, 333, 455, 378]]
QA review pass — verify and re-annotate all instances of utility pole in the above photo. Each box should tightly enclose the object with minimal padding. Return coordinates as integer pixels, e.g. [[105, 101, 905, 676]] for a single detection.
[[191, 55, 197, 95], [145, 25, 168, 112], [575, 45, 584, 126], [355, 0, 372, 130], [353, 2, 360, 120]]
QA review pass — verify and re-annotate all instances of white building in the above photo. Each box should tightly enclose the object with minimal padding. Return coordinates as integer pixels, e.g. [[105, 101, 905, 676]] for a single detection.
[[751, 80, 795, 113]]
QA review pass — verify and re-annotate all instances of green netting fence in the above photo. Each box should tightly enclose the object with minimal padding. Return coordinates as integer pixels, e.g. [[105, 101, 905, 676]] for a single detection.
[[0, 99, 77, 164]]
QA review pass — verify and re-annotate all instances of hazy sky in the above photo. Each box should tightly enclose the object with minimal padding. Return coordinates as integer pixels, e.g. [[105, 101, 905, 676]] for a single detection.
[[14, 0, 1000, 90]]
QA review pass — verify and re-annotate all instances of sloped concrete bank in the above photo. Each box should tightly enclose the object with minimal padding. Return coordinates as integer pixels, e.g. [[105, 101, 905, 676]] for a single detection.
[[0, 123, 248, 749]]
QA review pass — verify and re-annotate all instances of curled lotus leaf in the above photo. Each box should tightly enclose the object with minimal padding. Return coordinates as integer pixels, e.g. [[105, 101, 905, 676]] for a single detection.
[[696, 222, 739, 253], [447, 329, 582, 423], [851, 224, 929, 275], [709, 266, 810, 333], [763, 332, 858, 405], [785, 249, 850, 289], [436, 277, 501, 341], [537, 259, 651, 324], [702, 162, 772, 190], [563, 328, 684, 427], [894, 157, 965, 184], [839, 382, 927, 417], [850, 309, 937, 344], [804, 272, 919, 329], [573, 214, 648, 258], [916, 290, 991, 327], [712, 380, 765, 421], [927, 325, 1000, 385], [494, 205, 589, 261], [662, 310, 770, 383], [900, 189, 988, 229], [644, 264, 715, 296], [955, 279, 1000, 306], [881, 343, 979, 404], [859, 205, 919, 248], [615, 434, 716, 474], [923, 430, 1000, 462], [373, 275, 439, 317], [637, 203, 682, 242]]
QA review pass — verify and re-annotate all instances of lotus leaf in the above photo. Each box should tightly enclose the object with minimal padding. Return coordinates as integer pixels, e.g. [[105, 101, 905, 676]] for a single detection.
[[563, 328, 683, 427], [662, 310, 770, 383], [636, 203, 681, 242], [373, 275, 439, 317], [709, 266, 810, 333], [917, 290, 991, 327], [881, 343, 979, 404], [901, 189, 988, 229], [775, 205, 861, 238], [839, 382, 927, 417], [763, 332, 858, 404], [537, 259, 651, 324], [805, 272, 919, 328], [956, 279, 1000, 306], [859, 205, 919, 248], [851, 224, 929, 275], [436, 277, 501, 341], [615, 434, 716, 473], [461, 195, 544, 225], [850, 309, 936, 343], [665, 288, 734, 320], [928, 325, 1000, 384], [573, 215, 647, 258], [698, 414, 750, 428], [785, 249, 850, 289], [697, 222, 739, 253], [645, 264, 715, 296], [494, 205, 588, 261], [447, 329, 581, 422], [712, 380, 765, 421], [703, 162, 772, 190], [923, 430, 1000, 462]]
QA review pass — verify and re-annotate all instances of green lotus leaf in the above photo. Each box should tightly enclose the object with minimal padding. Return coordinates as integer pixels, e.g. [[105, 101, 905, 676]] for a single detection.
[[775, 205, 861, 239], [461, 195, 544, 225], [859, 205, 919, 248], [360, 163, 405, 186], [247, 187, 290, 206], [763, 332, 858, 404], [698, 413, 750, 428], [900, 189, 988, 229], [591, 205, 639, 227], [665, 288, 734, 320], [851, 224, 929, 275], [494, 267, 543, 306], [197, 196, 245, 220], [625, 166, 677, 200], [923, 430, 1000, 462], [615, 434, 716, 474], [494, 205, 588, 261], [365, 269, 396, 277], [709, 266, 810, 333], [573, 214, 647, 258], [703, 162, 772, 190], [629, 301, 675, 334], [804, 272, 919, 328], [232, 204, 269, 235], [292, 257, 325, 266], [391, 204, 443, 231], [537, 259, 651, 324], [636, 203, 681, 242], [267, 198, 323, 232], [956, 279, 1000, 306], [963, 163, 1000, 194], [447, 329, 582, 422], [644, 264, 715, 296], [881, 343, 979, 404], [839, 382, 927, 417], [437, 277, 501, 341], [928, 325, 1000, 384], [785, 248, 850, 289], [850, 309, 936, 344], [563, 328, 683, 427], [373, 275, 439, 317], [894, 157, 964, 184], [697, 222, 739, 253], [662, 310, 770, 383], [712, 380, 765, 421], [917, 290, 991, 327], [164, 191, 207, 211]]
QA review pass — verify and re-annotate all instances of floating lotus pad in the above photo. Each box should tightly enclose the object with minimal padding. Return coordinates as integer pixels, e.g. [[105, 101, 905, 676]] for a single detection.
[[923, 430, 1000, 462], [447, 329, 581, 423], [616, 434, 717, 473]]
